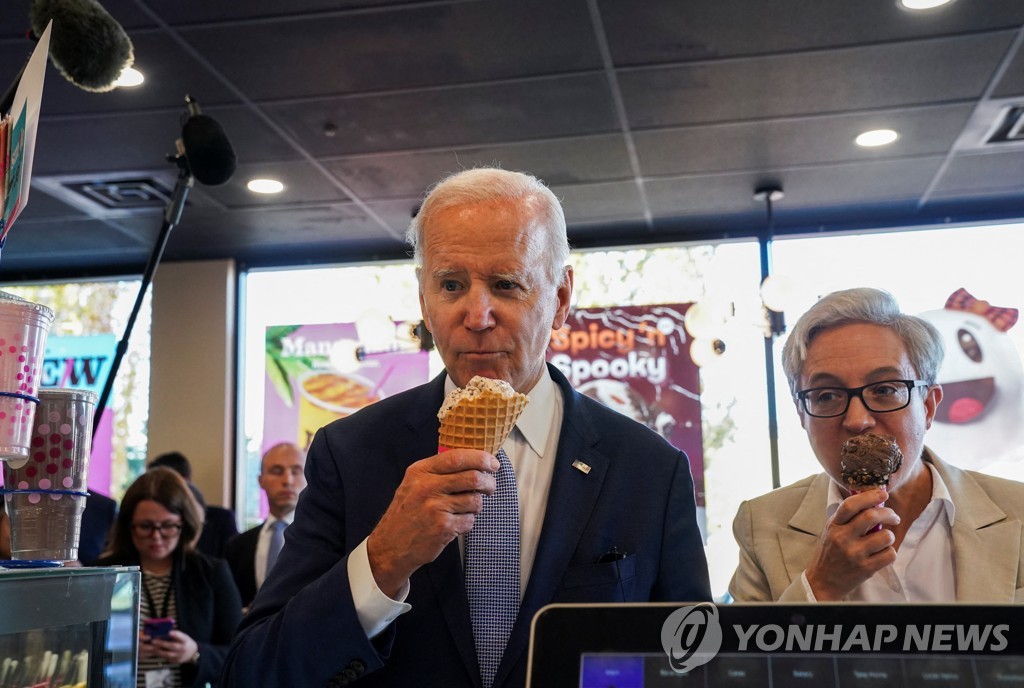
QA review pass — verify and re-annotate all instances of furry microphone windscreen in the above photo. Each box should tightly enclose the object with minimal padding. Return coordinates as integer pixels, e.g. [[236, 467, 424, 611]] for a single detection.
[[30, 0, 134, 93]]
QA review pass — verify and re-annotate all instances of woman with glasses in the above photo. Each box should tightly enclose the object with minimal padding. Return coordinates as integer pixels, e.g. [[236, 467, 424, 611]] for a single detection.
[[94, 467, 242, 687], [729, 287, 1024, 604]]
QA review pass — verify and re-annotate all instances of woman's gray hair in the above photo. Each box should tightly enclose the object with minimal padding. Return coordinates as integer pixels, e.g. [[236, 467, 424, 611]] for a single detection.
[[781, 287, 944, 394], [406, 168, 570, 284]]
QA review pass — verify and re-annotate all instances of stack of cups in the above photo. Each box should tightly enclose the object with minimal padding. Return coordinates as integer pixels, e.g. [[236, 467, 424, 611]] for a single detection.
[[2, 388, 98, 563], [0, 291, 54, 461]]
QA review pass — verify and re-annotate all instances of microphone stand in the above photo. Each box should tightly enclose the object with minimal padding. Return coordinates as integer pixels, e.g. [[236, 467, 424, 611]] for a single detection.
[[92, 155, 194, 438]]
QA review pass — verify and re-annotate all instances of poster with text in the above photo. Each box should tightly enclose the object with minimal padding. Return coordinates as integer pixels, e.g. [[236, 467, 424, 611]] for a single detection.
[[546, 304, 705, 532], [264, 323, 430, 454]]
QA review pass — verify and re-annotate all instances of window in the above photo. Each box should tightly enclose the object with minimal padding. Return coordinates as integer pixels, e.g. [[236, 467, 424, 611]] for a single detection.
[[0, 280, 150, 499], [236, 220, 1024, 599]]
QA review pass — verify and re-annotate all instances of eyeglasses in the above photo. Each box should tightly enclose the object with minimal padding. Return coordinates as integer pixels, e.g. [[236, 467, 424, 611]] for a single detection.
[[131, 522, 183, 537], [796, 379, 930, 418]]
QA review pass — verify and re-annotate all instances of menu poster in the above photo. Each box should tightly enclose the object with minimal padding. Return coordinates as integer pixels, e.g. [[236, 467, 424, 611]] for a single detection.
[[546, 304, 705, 510], [263, 323, 430, 454]]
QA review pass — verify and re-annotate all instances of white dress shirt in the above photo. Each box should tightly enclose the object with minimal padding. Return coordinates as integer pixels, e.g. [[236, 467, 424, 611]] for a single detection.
[[348, 370, 563, 638], [801, 461, 956, 602], [255, 511, 295, 590]]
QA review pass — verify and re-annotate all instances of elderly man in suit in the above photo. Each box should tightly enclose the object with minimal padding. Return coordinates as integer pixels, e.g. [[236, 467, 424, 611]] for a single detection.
[[222, 168, 711, 688], [730, 287, 1024, 603], [225, 442, 306, 608]]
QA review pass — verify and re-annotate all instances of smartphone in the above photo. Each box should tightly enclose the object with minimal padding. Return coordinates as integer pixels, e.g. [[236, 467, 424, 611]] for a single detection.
[[143, 617, 175, 639]]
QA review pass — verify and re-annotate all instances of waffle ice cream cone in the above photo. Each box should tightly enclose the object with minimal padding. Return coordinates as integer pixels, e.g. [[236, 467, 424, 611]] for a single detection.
[[437, 376, 529, 454]]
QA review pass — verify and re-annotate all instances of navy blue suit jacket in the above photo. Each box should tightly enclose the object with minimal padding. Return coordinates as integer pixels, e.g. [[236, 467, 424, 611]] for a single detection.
[[222, 365, 710, 688], [78, 491, 117, 562], [225, 524, 261, 608]]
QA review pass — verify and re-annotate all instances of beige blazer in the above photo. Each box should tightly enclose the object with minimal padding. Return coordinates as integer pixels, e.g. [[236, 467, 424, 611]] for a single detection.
[[729, 450, 1024, 603]]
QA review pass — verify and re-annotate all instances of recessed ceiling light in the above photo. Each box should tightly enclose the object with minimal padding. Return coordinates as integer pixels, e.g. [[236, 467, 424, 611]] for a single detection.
[[114, 67, 144, 88], [855, 129, 899, 147], [247, 178, 285, 194], [900, 0, 954, 9]]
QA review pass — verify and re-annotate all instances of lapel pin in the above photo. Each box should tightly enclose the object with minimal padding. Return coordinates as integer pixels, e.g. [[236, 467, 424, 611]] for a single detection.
[[572, 459, 591, 474]]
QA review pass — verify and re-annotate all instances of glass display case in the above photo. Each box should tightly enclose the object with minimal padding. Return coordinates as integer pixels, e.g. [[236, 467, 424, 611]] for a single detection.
[[0, 566, 139, 687]]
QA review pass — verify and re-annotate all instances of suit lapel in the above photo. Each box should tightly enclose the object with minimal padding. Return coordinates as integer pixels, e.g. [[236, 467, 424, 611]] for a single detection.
[[934, 455, 1022, 602], [494, 369, 608, 688], [779, 474, 830, 586]]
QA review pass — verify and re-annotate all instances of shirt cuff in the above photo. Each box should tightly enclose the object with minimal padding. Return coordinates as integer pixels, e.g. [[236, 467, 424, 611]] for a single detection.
[[347, 537, 412, 639], [799, 570, 818, 602]]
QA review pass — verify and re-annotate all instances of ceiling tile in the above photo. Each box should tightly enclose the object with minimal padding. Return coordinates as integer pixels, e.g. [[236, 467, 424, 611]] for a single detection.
[[551, 181, 646, 225], [322, 135, 633, 200], [618, 33, 1014, 128], [263, 75, 618, 156], [179, 0, 601, 100], [643, 157, 945, 217], [601, 0, 1024, 65], [199, 160, 352, 208], [633, 104, 974, 176], [931, 149, 1024, 197]]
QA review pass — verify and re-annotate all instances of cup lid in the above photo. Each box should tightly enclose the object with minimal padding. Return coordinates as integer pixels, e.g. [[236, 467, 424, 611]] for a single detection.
[[37, 388, 99, 404], [0, 290, 26, 303], [0, 291, 55, 320]]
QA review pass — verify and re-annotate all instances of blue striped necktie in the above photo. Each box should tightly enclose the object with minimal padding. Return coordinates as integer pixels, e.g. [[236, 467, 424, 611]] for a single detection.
[[266, 519, 286, 576], [464, 447, 520, 688]]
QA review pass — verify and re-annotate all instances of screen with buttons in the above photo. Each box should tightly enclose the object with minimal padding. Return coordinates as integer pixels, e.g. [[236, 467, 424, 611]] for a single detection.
[[527, 604, 1024, 688]]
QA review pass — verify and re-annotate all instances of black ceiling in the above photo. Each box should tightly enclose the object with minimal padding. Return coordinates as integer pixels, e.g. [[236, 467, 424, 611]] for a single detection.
[[2, 0, 1024, 280]]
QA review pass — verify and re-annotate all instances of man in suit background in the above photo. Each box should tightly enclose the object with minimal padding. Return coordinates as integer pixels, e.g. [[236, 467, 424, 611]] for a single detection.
[[150, 451, 239, 559], [730, 287, 1024, 603], [225, 442, 306, 608], [222, 168, 711, 688]]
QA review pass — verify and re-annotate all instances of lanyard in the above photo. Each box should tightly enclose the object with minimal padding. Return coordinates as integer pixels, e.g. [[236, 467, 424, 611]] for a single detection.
[[141, 570, 173, 619]]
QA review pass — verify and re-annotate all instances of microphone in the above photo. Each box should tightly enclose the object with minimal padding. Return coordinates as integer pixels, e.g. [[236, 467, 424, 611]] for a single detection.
[[30, 0, 134, 93], [178, 96, 237, 186]]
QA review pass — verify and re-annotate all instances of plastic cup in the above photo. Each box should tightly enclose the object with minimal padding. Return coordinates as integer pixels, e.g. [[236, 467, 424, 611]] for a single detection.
[[2, 491, 87, 561], [2, 388, 98, 562], [0, 291, 55, 462]]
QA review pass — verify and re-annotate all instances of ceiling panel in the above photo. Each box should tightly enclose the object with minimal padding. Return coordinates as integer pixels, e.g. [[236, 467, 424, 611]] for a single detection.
[[633, 104, 975, 176], [601, 0, 1024, 64], [991, 48, 1024, 98], [0, 0, 1020, 279], [643, 158, 945, 217], [261, 75, 619, 156], [322, 135, 633, 200], [151, 0, 439, 25], [928, 149, 1024, 197], [619, 34, 1014, 129], [178, 0, 601, 100], [550, 181, 647, 225]]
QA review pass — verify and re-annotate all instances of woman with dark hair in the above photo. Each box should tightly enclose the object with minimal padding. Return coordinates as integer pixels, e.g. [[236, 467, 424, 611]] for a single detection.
[[94, 467, 241, 687]]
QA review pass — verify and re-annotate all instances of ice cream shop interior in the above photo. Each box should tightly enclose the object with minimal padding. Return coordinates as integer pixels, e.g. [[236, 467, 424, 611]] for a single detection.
[[1, 1, 1024, 685]]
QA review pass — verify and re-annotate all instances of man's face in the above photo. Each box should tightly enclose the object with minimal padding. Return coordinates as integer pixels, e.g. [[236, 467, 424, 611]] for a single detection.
[[796, 323, 942, 494], [258, 445, 307, 517], [418, 197, 573, 393]]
